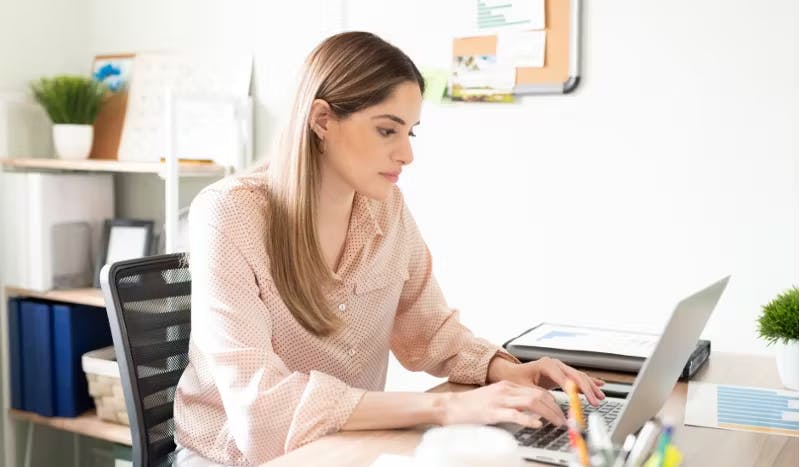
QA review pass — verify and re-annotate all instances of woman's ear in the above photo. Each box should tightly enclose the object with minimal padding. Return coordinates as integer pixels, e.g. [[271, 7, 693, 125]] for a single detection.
[[309, 99, 333, 139]]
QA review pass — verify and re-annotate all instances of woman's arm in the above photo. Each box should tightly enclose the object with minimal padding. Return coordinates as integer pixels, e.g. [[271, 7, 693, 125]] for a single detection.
[[341, 391, 447, 430], [342, 382, 568, 431], [389, 199, 518, 385]]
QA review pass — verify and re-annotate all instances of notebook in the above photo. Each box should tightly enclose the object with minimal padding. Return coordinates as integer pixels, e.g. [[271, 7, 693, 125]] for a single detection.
[[503, 323, 710, 379]]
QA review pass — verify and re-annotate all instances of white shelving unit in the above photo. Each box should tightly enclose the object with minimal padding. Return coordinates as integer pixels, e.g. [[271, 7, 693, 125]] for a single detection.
[[0, 156, 229, 466]]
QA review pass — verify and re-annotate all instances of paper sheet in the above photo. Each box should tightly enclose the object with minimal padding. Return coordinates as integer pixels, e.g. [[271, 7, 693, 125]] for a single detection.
[[512, 323, 658, 358], [476, 0, 545, 32], [685, 382, 799, 437], [497, 30, 547, 68]]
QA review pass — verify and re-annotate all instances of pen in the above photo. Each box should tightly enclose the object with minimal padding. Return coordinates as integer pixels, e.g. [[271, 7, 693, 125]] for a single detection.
[[656, 425, 673, 467], [643, 445, 682, 467], [612, 433, 637, 467], [624, 420, 661, 467], [567, 418, 590, 467], [587, 413, 613, 465], [565, 380, 586, 430]]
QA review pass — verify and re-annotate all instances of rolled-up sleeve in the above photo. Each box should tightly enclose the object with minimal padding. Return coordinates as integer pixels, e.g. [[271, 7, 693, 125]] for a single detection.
[[389, 201, 518, 386], [188, 194, 366, 463]]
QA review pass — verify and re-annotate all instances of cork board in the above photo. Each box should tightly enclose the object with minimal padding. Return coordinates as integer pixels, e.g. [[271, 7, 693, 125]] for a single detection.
[[453, 0, 581, 94]]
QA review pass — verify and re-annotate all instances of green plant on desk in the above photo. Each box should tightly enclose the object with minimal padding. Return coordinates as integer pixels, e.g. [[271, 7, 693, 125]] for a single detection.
[[758, 286, 799, 345], [757, 286, 799, 390]]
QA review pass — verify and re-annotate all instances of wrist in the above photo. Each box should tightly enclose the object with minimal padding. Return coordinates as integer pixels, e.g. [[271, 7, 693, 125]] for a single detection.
[[487, 354, 518, 384], [433, 392, 453, 425]]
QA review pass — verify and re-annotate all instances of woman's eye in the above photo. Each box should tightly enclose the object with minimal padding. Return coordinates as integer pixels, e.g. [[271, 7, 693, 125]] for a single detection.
[[378, 128, 396, 137], [409, 130, 417, 137]]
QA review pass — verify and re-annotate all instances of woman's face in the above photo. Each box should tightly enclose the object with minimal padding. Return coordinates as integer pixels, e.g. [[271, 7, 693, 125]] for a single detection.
[[312, 81, 422, 201]]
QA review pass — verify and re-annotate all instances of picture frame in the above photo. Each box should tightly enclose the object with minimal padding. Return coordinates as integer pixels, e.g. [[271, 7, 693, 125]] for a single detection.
[[93, 219, 154, 287], [92, 53, 135, 93], [90, 53, 135, 160]]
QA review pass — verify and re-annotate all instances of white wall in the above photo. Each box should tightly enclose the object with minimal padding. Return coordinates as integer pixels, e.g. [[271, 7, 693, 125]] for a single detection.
[[83, 0, 799, 394], [0, 0, 92, 93], [346, 0, 799, 390]]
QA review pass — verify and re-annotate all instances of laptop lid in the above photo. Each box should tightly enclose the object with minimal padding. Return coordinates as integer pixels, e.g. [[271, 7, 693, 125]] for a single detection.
[[609, 276, 730, 444]]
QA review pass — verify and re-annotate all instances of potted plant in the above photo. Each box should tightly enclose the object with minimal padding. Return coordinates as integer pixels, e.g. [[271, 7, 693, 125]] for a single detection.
[[30, 75, 107, 160], [757, 286, 799, 390]]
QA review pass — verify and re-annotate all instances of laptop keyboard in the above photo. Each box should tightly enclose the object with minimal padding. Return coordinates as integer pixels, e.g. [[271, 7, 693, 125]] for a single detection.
[[513, 398, 623, 452]]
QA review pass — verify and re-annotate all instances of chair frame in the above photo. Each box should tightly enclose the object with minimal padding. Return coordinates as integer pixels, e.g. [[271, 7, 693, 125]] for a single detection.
[[100, 253, 189, 467]]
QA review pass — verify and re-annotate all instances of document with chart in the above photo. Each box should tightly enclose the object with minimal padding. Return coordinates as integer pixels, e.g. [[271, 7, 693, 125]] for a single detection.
[[685, 382, 799, 437]]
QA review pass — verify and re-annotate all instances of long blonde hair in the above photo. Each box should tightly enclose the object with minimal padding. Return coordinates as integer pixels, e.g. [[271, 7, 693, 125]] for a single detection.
[[266, 32, 425, 336]]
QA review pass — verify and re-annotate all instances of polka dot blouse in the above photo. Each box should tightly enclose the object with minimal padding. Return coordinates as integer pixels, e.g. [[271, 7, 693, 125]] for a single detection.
[[173, 166, 516, 465]]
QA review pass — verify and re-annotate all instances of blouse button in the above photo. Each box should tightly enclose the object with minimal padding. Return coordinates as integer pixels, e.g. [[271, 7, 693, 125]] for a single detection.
[[338, 303, 347, 312], [348, 348, 356, 357]]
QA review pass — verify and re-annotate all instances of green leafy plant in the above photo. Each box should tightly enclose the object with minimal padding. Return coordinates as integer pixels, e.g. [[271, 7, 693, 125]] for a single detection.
[[30, 75, 107, 124], [757, 286, 799, 345]]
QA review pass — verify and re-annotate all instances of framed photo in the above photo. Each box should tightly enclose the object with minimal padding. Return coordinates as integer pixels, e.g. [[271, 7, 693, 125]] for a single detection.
[[94, 219, 154, 287], [92, 54, 135, 93]]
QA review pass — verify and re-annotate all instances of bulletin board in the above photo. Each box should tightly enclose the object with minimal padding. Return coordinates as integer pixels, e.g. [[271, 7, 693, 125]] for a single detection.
[[453, 0, 582, 95]]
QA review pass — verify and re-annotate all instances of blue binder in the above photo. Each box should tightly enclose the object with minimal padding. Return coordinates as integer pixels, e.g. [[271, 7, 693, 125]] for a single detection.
[[52, 303, 113, 417], [20, 300, 54, 416], [7, 298, 24, 410]]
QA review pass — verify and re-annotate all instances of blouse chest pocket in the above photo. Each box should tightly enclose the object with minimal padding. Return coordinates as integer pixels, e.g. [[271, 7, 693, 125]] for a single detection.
[[354, 268, 410, 295]]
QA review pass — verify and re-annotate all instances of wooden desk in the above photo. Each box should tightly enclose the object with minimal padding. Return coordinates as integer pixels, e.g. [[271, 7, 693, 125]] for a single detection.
[[263, 353, 798, 467]]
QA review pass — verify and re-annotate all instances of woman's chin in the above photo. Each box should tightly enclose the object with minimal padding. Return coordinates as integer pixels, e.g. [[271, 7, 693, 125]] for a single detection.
[[358, 184, 392, 202]]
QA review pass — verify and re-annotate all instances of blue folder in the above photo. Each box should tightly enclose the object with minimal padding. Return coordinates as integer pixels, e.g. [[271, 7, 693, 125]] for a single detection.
[[20, 300, 55, 416], [51, 303, 113, 417], [7, 298, 24, 410]]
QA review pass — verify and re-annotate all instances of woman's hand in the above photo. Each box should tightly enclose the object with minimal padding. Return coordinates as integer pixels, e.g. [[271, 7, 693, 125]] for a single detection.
[[441, 380, 568, 428], [488, 355, 606, 406]]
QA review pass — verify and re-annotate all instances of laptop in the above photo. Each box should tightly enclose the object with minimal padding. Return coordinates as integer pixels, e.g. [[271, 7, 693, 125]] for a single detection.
[[501, 276, 730, 465]]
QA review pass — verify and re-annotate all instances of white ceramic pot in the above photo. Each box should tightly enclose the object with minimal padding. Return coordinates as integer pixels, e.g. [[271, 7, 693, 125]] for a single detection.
[[52, 124, 93, 160], [776, 339, 799, 390]]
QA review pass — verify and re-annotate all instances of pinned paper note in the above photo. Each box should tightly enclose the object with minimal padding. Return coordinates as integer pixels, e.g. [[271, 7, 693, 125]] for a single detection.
[[421, 68, 450, 104], [497, 30, 547, 68], [476, 0, 545, 32], [450, 55, 515, 103]]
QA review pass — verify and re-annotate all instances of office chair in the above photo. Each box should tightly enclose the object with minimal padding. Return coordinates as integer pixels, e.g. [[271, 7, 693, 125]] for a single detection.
[[100, 253, 191, 467]]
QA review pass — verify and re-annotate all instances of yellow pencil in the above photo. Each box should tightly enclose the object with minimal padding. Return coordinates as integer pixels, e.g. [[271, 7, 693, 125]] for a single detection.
[[565, 380, 586, 430]]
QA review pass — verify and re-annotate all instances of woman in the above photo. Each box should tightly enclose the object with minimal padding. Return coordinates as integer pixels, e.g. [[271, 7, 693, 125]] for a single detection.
[[174, 31, 605, 466]]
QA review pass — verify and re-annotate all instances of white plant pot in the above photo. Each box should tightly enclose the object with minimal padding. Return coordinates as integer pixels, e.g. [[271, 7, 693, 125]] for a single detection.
[[52, 124, 93, 160], [775, 339, 799, 390]]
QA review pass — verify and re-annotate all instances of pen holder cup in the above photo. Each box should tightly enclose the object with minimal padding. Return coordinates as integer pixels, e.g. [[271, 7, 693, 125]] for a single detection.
[[567, 431, 627, 467], [567, 446, 626, 467]]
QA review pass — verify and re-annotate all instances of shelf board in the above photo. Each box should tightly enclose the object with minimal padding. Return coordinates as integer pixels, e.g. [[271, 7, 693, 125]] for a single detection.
[[0, 157, 228, 177], [5, 286, 105, 308], [9, 408, 132, 446]]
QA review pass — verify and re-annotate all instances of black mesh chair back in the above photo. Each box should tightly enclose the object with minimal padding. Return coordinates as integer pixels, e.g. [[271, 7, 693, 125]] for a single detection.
[[100, 253, 191, 467]]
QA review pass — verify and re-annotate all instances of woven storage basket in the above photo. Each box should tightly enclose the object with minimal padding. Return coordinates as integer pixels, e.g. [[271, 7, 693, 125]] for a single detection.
[[82, 346, 129, 425]]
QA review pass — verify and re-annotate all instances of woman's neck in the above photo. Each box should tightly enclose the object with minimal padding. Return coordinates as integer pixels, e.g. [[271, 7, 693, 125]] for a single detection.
[[317, 167, 355, 230]]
